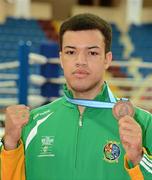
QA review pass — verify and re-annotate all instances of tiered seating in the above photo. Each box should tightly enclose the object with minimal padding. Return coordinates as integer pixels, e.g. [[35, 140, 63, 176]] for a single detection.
[[129, 23, 152, 77], [129, 23, 152, 61], [127, 23, 152, 108], [111, 23, 124, 61], [108, 24, 127, 79], [0, 17, 48, 62]]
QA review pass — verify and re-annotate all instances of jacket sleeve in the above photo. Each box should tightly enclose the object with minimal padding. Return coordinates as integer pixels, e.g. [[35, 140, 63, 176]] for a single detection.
[[124, 154, 144, 180], [124, 109, 152, 180], [0, 141, 25, 180], [139, 148, 152, 178], [138, 111, 152, 179]]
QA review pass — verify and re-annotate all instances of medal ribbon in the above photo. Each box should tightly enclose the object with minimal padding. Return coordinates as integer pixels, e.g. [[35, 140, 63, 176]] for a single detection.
[[65, 84, 123, 109]]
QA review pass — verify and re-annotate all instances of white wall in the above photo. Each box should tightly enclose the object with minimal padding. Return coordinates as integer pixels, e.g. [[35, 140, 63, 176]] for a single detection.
[[71, 0, 152, 31], [0, 0, 152, 24], [0, 0, 7, 23], [0, 1, 52, 22]]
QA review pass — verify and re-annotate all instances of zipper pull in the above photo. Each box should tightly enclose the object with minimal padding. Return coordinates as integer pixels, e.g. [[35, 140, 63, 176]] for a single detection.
[[79, 114, 83, 127]]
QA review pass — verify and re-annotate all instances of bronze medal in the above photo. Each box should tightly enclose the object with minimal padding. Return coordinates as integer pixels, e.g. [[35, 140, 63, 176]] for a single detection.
[[112, 100, 134, 120]]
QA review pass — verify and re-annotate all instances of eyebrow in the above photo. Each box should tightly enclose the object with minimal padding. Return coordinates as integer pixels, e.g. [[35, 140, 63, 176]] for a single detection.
[[88, 46, 100, 49], [64, 46, 76, 49], [63, 45, 101, 50]]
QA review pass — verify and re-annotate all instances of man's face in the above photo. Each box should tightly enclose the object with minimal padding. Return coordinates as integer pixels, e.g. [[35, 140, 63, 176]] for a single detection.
[[60, 30, 112, 93]]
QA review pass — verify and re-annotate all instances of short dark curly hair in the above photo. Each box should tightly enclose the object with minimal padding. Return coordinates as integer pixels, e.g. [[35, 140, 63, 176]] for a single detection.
[[59, 13, 112, 53]]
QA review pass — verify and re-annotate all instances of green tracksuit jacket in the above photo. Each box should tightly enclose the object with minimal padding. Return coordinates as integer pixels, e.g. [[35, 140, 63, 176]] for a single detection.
[[21, 84, 152, 180]]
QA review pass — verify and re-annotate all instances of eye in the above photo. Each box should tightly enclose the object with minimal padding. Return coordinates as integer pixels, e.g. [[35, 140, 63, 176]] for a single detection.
[[88, 51, 99, 56], [65, 50, 75, 55]]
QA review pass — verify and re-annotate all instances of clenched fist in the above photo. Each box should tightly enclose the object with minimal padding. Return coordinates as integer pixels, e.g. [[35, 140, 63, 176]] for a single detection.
[[118, 115, 143, 166], [4, 105, 30, 150]]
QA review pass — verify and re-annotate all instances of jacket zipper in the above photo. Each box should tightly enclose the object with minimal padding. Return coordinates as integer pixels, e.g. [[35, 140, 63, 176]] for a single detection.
[[75, 112, 83, 170], [79, 113, 83, 127]]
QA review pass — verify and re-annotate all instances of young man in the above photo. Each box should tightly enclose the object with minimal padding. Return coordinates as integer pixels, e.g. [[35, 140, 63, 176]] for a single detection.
[[1, 13, 152, 180]]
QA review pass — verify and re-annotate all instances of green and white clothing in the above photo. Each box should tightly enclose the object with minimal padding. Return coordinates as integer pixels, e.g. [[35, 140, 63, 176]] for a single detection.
[[1, 83, 152, 180]]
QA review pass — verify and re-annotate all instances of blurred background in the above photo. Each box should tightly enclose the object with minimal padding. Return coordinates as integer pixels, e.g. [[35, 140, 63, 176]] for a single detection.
[[0, 0, 152, 137]]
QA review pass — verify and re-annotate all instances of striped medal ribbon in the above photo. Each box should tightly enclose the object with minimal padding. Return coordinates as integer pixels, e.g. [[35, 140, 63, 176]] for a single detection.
[[64, 85, 123, 109], [64, 84, 134, 120]]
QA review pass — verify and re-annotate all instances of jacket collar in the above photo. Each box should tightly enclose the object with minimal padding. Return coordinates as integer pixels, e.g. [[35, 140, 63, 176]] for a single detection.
[[63, 82, 112, 107]]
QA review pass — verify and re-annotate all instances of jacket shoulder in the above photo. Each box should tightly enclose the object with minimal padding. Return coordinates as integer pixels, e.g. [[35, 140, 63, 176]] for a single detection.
[[135, 107, 152, 129], [30, 97, 64, 118], [135, 107, 152, 119]]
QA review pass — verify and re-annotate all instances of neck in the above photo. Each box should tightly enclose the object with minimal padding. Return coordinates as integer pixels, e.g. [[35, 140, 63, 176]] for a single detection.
[[73, 88, 100, 100], [72, 82, 104, 100], [67, 82, 105, 114], [74, 85, 103, 114]]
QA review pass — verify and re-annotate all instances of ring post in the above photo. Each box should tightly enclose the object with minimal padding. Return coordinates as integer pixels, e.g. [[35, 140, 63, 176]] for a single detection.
[[18, 41, 31, 105]]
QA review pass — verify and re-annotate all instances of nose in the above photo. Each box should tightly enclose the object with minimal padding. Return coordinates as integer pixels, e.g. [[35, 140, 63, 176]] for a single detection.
[[76, 51, 88, 66]]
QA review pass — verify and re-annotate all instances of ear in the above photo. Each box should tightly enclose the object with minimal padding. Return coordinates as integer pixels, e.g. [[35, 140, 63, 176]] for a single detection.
[[59, 51, 63, 69], [104, 51, 112, 70]]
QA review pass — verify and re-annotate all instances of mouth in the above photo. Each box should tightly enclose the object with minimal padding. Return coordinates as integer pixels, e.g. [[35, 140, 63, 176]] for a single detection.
[[72, 69, 90, 79]]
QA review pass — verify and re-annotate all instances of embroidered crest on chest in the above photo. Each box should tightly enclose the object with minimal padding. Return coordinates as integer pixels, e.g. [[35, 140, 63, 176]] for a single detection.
[[103, 141, 121, 163]]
